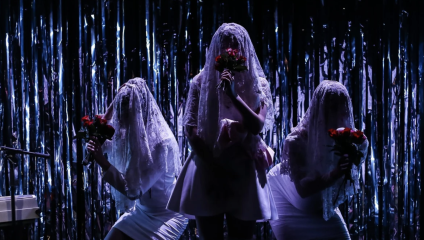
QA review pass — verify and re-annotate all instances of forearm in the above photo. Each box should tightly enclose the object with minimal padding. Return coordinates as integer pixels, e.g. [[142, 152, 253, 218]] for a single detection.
[[295, 170, 342, 198], [230, 95, 264, 135], [187, 134, 213, 160], [103, 165, 140, 200], [185, 126, 214, 160], [95, 154, 111, 171]]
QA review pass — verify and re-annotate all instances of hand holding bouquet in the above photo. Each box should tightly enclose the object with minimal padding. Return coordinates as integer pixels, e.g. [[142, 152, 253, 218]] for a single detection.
[[328, 127, 367, 182], [74, 115, 115, 165], [215, 48, 248, 91]]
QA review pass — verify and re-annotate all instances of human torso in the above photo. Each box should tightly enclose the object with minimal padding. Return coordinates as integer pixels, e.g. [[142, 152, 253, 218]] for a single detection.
[[138, 170, 176, 209]]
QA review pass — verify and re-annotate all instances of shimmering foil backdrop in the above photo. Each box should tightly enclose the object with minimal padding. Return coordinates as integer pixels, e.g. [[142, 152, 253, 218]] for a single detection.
[[0, 0, 422, 239]]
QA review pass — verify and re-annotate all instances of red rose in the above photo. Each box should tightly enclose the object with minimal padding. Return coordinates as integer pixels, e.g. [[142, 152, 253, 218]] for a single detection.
[[100, 118, 108, 125], [82, 115, 90, 123], [352, 130, 366, 144], [240, 56, 246, 61], [82, 116, 91, 127], [351, 130, 363, 139], [226, 48, 236, 57], [215, 55, 221, 62], [328, 129, 338, 138], [341, 127, 352, 138], [88, 121, 94, 126]]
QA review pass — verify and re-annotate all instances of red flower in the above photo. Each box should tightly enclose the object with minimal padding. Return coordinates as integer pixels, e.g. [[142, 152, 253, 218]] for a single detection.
[[82, 115, 90, 123], [352, 130, 366, 144], [226, 48, 236, 57], [214, 49, 247, 73], [88, 121, 94, 126], [341, 127, 352, 138], [100, 118, 108, 125], [328, 128, 338, 138], [351, 130, 363, 139], [82, 116, 92, 127]]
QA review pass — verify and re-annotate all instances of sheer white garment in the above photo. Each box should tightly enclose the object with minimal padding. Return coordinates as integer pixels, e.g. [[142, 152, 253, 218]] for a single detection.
[[167, 23, 277, 221], [103, 77, 182, 211], [268, 164, 350, 240], [102, 78, 187, 239], [103, 164, 187, 240], [279, 80, 368, 221], [189, 23, 274, 148]]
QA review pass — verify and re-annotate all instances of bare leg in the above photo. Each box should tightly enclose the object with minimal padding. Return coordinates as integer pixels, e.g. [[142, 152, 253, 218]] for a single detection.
[[104, 228, 133, 240], [195, 214, 225, 240], [226, 214, 256, 240]]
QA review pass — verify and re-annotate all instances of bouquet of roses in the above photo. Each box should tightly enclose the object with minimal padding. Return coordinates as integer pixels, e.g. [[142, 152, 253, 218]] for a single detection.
[[328, 127, 367, 182], [74, 115, 115, 165], [215, 48, 248, 89]]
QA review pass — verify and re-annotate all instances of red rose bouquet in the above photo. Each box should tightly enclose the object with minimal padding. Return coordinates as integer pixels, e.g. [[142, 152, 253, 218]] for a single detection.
[[75, 115, 115, 165], [215, 48, 248, 89], [328, 127, 367, 182]]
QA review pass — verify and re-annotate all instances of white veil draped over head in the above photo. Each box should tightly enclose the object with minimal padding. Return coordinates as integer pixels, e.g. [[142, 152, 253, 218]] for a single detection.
[[281, 80, 368, 220], [191, 23, 273, 148], [105, 78, 181, 211]]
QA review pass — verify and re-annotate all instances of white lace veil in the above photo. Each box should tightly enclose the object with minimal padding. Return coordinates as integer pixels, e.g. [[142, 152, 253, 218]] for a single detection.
[[282, 80, 368, 220], [105, 78, 181, 211], [194, 23, 273, 148]]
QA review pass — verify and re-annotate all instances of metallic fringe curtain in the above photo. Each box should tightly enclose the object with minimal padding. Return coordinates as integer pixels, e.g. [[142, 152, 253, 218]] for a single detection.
[[0, 0, 423, 239]]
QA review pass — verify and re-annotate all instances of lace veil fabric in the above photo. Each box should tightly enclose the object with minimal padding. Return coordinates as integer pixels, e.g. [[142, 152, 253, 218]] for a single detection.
[[184, 23, 273, 150], [280, 80, 368, 220], [104, 78, 181, 211]]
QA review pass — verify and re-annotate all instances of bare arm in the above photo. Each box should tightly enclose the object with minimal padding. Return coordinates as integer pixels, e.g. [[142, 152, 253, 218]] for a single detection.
[[231, 95, 267, 135], [221, 70, 267, 135], [87, 137, 140, 200], [185, 126, 214, 162], [293, 154, 351, 198]]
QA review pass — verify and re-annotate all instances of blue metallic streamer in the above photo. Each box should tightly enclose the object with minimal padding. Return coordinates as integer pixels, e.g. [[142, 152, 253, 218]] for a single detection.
[[0, 1, 423, 239]]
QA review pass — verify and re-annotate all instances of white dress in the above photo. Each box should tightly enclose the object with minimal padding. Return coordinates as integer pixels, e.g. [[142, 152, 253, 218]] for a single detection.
[[167, 76, 277, 221], [104, 165, 188, 240], [267, 163, 350, 240], [102, 78, 188, 239], [266, 80, 367, 240]]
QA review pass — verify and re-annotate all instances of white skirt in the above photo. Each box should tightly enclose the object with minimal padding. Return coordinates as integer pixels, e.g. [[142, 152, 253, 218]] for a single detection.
[[267, 164, 350, 240], [113, 202, 188, 240], [167, 151, 278, 221]]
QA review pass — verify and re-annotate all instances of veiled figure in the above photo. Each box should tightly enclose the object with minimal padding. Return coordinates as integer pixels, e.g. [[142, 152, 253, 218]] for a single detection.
[[167, 23, 277, 240], [267, 80, 369, 240], [88, 78, 188, 240]]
